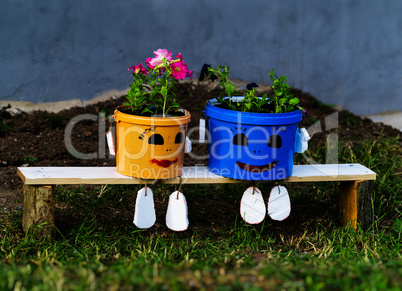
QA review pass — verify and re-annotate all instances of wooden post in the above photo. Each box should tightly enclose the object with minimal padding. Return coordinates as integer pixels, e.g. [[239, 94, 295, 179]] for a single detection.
[[22, 185, 55, 239], [339, 181, 357, 229], [339, 180, 373, 230]]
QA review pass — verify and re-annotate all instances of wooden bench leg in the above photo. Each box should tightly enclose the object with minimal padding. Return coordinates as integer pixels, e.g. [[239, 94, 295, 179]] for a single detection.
[[339, 180, 373, 230], [22, 185, 55, 239]]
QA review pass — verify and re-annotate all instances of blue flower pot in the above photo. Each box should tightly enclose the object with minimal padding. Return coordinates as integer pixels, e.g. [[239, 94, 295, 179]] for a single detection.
[[205, 97, 303, 180]]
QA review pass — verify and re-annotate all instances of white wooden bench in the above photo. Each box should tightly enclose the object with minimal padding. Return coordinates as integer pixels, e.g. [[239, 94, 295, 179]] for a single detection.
[[18, 164, 376, 237]]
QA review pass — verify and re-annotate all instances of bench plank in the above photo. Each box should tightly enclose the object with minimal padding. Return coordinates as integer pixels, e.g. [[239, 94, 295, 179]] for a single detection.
[[18, 164, 376, 185]]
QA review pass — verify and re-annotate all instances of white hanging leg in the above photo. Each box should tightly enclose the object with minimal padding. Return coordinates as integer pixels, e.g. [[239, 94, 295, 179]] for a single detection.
[[166, 191, 189, 231], [133, 186, 156, 229], [267, 186, 291, 221], [240, 187, 266, 224]]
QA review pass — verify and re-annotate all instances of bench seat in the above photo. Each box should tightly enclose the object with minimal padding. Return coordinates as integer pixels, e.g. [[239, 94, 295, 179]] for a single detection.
[[18, 164, 375, 184]]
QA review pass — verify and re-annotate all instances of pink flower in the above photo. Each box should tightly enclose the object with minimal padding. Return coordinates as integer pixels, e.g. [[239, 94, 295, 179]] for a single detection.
[[170, 61, 190, 80], [146, 58, 155, 69], [175, 53, 183, 62], [175, 53, 193, 79], [155, 49, 173, 61], [147, 49, 173, 69], [128, 63, 149, 75]]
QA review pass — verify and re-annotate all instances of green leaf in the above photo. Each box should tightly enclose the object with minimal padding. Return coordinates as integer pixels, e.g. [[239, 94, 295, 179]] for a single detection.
[[289, 97, 300, 105], [161, 86, 168, 97], [149, 91, 157, 98], [166, 104, 180, 113], [141, 107, 153, 115], [268, 69, 275, 78], [225, 82, 235, 95], [171, 101, 180, 108]]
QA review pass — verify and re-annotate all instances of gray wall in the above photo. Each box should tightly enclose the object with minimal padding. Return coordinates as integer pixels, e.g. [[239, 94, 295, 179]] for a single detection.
[[1, 0, 401, 116]]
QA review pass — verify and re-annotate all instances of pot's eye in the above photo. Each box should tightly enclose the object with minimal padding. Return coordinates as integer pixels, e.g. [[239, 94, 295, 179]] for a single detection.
[[175, 132, 184, 144], [233, 133, 248, 146], [148, 134, 164, 145], [268, 134, 282, 148]]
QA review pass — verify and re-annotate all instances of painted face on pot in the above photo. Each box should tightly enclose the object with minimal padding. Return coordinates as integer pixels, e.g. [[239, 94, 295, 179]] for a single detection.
[[229, 126, 290, 174], [138, 126, 186, 168]]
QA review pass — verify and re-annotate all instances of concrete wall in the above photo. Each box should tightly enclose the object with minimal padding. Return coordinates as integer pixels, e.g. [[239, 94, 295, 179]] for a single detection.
[[1, 0, 401, 116]]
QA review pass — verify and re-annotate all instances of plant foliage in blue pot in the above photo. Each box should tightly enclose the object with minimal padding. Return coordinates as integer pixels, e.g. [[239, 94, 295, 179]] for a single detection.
[[200, 65, 305, 180]]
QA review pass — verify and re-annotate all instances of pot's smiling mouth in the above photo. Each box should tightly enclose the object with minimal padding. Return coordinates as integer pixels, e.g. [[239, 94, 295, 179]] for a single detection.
[[150, 157, 178, 168], [236, 160, 277, 172]]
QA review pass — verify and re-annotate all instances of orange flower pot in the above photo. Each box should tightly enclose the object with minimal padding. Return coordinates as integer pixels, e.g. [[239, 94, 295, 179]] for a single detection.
[[114, 106, 191, 179]]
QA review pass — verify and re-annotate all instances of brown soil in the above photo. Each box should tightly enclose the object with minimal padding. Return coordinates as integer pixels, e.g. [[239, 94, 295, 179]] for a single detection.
[[0, 83, 400, 232]]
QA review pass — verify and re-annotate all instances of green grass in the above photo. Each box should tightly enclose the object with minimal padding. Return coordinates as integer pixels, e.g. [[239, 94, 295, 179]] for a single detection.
[[1, 135, 401, 290]]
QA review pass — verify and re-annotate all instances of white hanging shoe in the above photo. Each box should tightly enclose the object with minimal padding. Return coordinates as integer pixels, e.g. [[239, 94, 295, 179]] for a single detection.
[[166, 191, 189, 231], [267, 186, 291, 221], [133, 187, 156, 229], [240, 187, 266, 224]]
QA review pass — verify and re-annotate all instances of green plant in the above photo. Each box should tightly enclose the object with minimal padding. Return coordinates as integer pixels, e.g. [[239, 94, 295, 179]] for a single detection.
[[268, 69, 301, 113], [238, 82, 271, 113], [22, 156, 37, 164], [200, 65, 302, 113], [200, 65, 239, 107], [126, 49, 193, 117], [0, 121, 13, 136]]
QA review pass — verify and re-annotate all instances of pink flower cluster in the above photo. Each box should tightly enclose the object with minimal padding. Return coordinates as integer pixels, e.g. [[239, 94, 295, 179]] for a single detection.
[[146, 49, 173, 69], [170, 52, 193, 80], [128, 63, 149, 76], [128, 49, 193, 80]]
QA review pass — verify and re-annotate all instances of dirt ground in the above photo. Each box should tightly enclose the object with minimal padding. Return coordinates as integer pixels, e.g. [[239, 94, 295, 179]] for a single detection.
[[1, 82, 400, 230]]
